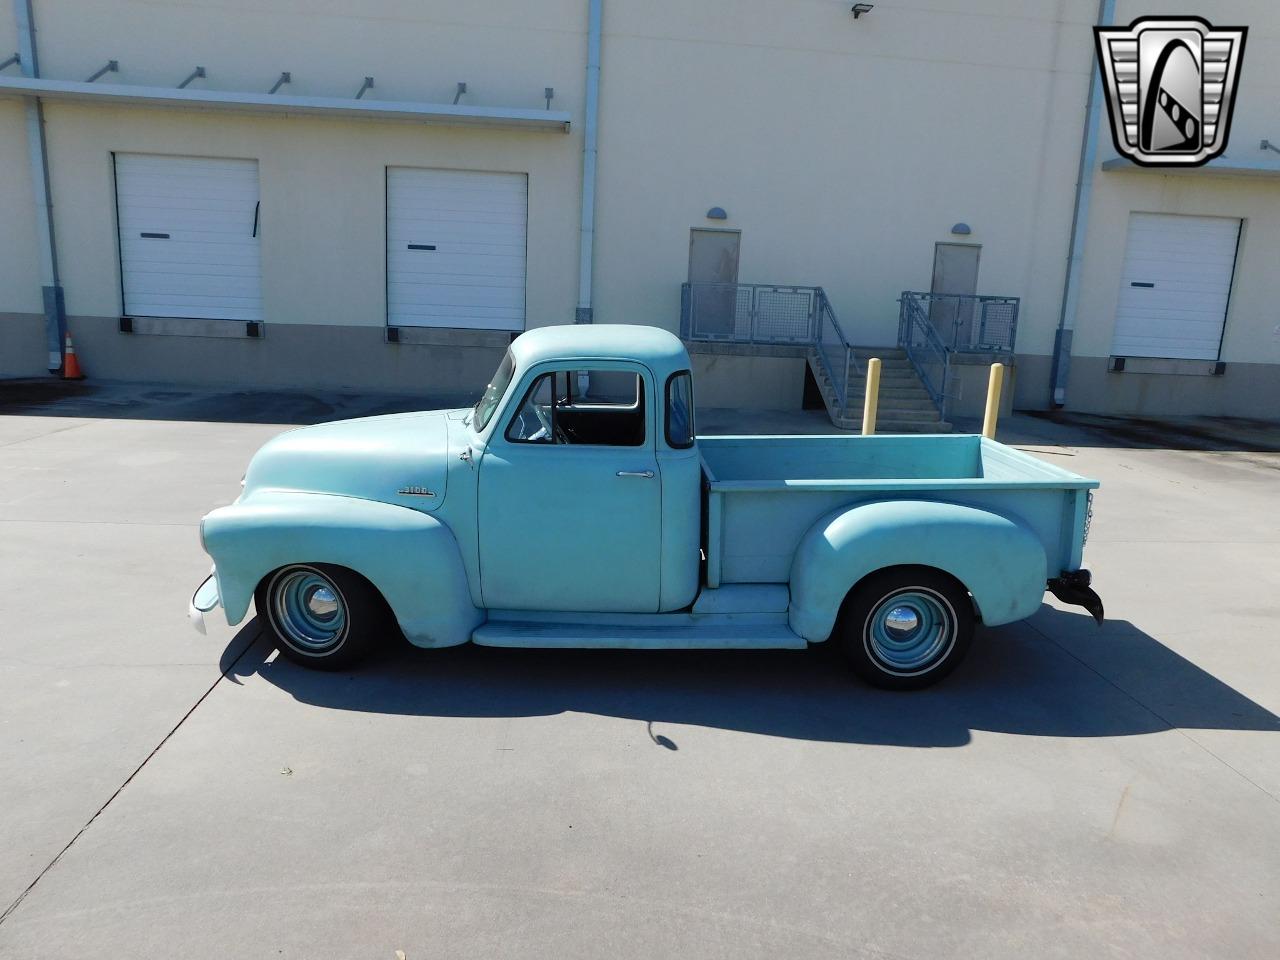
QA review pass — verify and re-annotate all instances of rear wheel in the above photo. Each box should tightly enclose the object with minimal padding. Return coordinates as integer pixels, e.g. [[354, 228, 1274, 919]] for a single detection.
[[836, 567, 974, 690], [256, 563, 386, 670]]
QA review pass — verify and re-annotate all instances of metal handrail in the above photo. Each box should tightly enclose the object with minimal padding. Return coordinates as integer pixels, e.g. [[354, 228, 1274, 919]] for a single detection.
[[899, 291, 1019, 353], [813, 287, 862, 415], [898, 294, 950, 416]]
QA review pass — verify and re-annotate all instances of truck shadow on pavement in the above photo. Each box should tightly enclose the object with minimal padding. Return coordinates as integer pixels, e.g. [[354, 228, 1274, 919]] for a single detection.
[[223, 606, 1280, 748]]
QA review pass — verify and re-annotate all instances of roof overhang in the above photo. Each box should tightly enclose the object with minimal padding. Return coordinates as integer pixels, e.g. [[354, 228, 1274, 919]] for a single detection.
[[1101, 152, 1280, 179], [0, 75, 571, 133]]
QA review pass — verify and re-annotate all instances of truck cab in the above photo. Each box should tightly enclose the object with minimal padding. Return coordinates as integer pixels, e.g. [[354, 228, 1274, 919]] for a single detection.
[[466, 325, 701, 613], [193, 325, 1103, 689]]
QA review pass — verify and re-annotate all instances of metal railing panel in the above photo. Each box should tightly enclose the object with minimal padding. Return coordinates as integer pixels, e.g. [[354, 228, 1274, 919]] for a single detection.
[[898, 294, 950, 417], [814, 288, 861, 416], [976, 299, 1018, 352], [680, 282, 818, 345], [900, 291, 1019, 353], [753, 286, 816, 342], [679, 282, 861, 417]]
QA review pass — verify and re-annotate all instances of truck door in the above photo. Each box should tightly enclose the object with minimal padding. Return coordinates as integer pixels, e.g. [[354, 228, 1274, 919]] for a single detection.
[[477, 362, 662, 612]]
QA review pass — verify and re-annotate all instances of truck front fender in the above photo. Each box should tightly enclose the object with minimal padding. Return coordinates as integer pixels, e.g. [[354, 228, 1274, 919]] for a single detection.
[[202, 490, 481, 648], [788, 500, 1047, 642]]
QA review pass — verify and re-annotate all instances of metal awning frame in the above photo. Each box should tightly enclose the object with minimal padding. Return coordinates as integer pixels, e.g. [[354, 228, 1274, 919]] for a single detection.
[[1100, 152, 1280, 178], [0, 74, 571, 132]]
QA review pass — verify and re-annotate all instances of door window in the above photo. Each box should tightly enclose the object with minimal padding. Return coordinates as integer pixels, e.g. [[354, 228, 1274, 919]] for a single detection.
[[506, 370, 646, 446]]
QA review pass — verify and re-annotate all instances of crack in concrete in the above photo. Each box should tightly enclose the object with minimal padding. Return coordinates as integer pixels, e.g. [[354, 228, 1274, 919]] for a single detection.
[[0, 629, 261, 928], [0, 420, 105, 451]]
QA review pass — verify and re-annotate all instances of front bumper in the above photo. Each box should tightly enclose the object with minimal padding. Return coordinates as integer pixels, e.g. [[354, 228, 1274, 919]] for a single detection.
[[188, 569, 221, 635]]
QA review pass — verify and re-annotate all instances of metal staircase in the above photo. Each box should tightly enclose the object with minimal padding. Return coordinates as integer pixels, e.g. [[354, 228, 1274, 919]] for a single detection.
[[680, 281, 953, 434], [679, 283, 1020, 432], [895, 291, 1020, 427], [807, 347, 951, 433]]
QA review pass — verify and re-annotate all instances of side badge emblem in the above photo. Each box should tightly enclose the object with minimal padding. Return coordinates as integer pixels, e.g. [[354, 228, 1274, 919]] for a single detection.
[[397, 485, 436, 497]]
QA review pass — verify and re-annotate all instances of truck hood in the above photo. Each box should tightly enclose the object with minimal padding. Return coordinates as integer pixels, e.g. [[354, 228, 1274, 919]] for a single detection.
[[241, 409, 468, 512]]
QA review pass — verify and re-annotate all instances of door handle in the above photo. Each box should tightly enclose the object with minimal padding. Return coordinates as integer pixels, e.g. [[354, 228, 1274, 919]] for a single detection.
[[616, 470, 654, 478]]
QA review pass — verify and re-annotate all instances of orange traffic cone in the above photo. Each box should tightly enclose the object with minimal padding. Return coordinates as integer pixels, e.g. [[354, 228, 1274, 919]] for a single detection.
[[62, 333, 85, 380]]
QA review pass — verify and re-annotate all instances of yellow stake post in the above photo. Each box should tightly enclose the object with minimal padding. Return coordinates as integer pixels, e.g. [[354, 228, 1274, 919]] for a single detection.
[[862, 357, 881, 436], [982, 362, 1005, 439]]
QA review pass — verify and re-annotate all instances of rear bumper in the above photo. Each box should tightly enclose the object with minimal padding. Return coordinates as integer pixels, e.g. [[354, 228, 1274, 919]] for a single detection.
[[188, 569, 221, 635], [1046, 568, 1104, 625]]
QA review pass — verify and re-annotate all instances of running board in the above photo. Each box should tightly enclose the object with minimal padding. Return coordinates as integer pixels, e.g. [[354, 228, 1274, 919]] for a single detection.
[[473, 614, 805, 650]]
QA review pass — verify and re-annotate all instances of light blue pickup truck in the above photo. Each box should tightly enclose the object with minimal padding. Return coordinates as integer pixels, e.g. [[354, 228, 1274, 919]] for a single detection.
[[191, 325, 1102, 689]]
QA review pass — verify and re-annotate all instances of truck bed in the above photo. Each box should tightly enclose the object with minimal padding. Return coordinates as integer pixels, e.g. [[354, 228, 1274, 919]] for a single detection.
[[699, 434, 1097, 586]]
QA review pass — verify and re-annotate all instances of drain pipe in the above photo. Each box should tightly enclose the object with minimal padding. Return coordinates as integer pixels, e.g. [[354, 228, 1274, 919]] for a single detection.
[[1049, 0, 1114, 407], [574, 0, 601, 324], [13, 0, 66, 373]]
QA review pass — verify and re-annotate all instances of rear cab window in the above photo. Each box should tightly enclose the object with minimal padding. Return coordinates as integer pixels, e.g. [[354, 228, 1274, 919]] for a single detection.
[[665, 371, 695, 449]]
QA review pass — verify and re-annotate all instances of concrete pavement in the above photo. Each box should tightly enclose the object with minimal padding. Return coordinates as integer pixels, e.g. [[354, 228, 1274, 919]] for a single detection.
[[0, 380, 1277, 958]]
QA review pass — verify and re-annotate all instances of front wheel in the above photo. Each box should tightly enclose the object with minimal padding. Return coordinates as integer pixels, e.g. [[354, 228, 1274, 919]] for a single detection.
[[835, 567, 974, 690], [256, 563, 387, 670]]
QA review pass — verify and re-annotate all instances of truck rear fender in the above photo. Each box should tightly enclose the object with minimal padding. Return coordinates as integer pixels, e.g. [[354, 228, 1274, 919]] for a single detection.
[[202, 490, 481, 648], [788, 500, 1047, 641]]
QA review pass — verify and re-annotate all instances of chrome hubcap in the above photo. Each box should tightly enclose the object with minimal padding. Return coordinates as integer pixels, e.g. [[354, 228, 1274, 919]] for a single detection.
[[865, 589, 956, 675], [270, 568, 347, 653], [306, 586, 339, 619], [883, 605, 920, 639]]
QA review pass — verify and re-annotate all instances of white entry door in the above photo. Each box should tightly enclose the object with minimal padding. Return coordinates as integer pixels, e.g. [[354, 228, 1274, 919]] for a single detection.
[[1111, 213, 1241, 360], [114, 154, 262, 320], [386, 168, 528, 330]]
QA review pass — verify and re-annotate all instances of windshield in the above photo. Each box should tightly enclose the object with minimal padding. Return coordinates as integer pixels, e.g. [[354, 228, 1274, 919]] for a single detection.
[[472, 350, 516, 431]]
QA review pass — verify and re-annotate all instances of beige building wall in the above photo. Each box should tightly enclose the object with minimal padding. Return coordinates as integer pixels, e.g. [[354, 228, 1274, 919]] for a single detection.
[[41, 104, 580, 327], [1076, 172, 1280, 366], [0, 96, 46, 378], [1043, 167, 1280, 416], [1, 101, 582, 389], [1, 0, 1278, 417], [0, 0, 588, 386], [32, 0, 585, 109], [1026, 0, 1280, 415], [592, 0, 1095, 352], [0, 99, 42, 315]]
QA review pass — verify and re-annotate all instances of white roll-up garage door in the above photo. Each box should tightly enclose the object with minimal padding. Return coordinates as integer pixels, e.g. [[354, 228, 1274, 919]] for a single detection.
[[114, 154, 263, 321], [386, 168, 527, 330], [1110, 213, 1240, 360]]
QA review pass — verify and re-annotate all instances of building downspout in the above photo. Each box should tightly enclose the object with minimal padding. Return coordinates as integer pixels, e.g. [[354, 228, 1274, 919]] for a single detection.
[[1050, 0, 1114, 407], [574, 0, 601, 324], [13, 0, 66, 373]]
